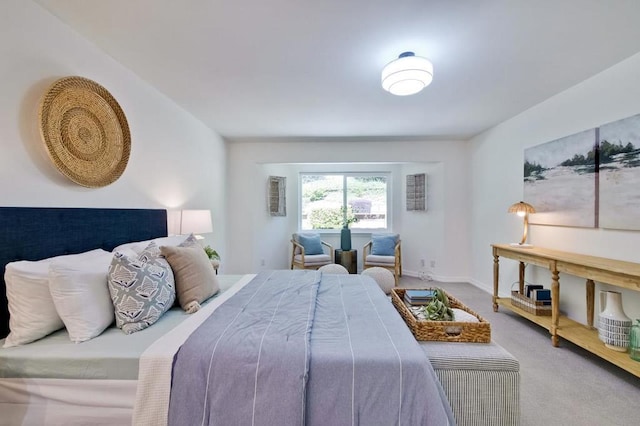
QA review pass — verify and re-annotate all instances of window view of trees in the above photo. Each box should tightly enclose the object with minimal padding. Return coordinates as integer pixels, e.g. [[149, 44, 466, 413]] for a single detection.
[[300, 174, 388, 230]]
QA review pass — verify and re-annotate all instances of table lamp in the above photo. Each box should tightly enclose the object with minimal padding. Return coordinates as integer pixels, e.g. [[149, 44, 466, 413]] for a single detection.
[[180, 209, 212, 240], [508, 201, 535, 248]]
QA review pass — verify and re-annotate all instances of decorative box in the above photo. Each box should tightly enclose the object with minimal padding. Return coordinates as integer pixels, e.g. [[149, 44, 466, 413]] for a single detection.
[[510, 291, 551, 316]]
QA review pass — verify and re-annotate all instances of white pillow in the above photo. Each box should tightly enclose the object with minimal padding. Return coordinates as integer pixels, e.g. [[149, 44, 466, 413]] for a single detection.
[[49, 251, 115, 343], [112, 235, 188, 255], [111, 240, 150, 255], [3, 249, 109, 348]]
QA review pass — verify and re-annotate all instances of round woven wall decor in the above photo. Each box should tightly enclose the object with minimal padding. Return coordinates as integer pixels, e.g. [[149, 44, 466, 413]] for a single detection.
[[38, 76, 131, 187]]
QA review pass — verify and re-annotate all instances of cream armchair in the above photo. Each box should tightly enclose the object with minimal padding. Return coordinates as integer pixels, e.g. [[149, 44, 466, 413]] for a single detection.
[[291, 233, 334, 270], [363, 234, 401, 286]]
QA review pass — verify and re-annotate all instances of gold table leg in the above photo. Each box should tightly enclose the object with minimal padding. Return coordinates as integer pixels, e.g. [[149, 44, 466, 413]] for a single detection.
[[551, 267, 560, 347], [586, 279, 595, 329], [493, 252, 499, 312]]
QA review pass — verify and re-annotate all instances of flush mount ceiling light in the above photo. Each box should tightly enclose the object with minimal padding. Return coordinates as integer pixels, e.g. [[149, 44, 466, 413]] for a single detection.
[[381, 51, 433, 96]]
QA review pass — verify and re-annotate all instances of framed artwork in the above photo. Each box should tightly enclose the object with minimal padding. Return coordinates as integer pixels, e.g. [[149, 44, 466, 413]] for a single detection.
[[406, 173, 426, 211], [523, 129, 597, 228], [598, 113, 640, 230], [268, 176, 286, 216]]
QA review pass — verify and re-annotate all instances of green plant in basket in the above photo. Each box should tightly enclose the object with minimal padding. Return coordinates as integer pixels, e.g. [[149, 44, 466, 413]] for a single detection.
[[422, 288, 455, 321]]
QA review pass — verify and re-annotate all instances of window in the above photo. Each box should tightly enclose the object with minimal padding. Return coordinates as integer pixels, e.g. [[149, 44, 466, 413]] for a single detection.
[[300, 173, 389, 231]]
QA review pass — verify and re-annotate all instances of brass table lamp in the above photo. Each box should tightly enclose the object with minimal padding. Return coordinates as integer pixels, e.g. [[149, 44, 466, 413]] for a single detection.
[[508, 201, 536, 247]]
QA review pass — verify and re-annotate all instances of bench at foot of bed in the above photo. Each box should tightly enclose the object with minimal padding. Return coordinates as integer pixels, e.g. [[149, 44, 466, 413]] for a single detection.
[[420, 340, 520, 426]]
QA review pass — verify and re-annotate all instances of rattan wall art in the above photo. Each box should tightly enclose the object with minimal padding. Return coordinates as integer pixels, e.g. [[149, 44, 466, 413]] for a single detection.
[[38, 76, 131, 187]]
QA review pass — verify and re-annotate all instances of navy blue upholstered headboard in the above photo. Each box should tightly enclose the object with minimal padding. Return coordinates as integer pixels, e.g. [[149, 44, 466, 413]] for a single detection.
[[0, 207, 168, 338]]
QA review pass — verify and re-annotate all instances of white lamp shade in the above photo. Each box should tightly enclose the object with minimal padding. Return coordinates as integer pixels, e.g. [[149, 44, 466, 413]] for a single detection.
[[381, 52, 433, 96], [180, 210, 212, 235]]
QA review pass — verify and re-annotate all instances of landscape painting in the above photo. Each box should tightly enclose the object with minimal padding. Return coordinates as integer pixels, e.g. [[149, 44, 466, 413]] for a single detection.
[[598, 113, 640, 230], [524, 129, 598, 227]]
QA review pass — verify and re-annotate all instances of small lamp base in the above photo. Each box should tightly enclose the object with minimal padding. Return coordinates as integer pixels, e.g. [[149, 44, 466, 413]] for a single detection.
[[510, 243, 533, 249]]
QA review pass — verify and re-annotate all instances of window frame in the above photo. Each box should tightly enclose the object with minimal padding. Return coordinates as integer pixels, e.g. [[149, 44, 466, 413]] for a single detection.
[[298, 171, 392, 233]]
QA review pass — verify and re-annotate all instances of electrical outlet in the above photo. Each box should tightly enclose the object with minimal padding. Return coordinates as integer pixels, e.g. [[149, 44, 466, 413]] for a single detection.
[[420, 259, 425, 267], [260, 259, 265, 266], [430, 260, 436, 268]]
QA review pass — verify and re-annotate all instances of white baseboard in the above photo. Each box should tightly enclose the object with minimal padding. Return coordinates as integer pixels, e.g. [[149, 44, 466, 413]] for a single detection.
[[467, 278, 514, 297], [402, 272, 509, 298], [467, 278, 493, 294], [402, 270, 472, 284]]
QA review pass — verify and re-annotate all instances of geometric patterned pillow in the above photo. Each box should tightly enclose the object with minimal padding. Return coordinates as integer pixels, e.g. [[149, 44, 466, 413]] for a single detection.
[[107, 242, 176, 334], [178, 233, 200, 248]]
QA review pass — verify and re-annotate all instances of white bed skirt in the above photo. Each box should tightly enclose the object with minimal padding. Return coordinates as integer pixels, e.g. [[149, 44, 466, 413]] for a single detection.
[[0, 275, 256, 426], [0, 378, 136, 426]]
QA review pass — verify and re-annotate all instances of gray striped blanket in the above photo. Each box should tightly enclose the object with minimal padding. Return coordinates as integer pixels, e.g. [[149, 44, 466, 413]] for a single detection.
[[168, 270, 454, 425]]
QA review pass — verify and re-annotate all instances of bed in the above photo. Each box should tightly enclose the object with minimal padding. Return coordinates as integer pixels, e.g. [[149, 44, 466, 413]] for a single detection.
[[0, 207, 455, 425]]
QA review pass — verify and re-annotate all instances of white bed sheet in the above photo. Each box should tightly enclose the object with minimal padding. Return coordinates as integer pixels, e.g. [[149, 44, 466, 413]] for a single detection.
[[0, 378, 136, 426], [0, 275, 253, 426]]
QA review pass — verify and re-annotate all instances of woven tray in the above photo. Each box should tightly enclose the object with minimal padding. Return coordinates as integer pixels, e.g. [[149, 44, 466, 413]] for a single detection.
[[391, 288, 491, 343], [39, 76, 130, 188], [510, 291, 551, 316]]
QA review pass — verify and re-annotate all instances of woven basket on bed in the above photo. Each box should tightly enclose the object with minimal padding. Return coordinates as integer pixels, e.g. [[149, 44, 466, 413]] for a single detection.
[[391, 288, 491, 343]]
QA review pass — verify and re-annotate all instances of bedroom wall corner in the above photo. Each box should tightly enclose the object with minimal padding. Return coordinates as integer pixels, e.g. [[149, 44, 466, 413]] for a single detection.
[[468, 50, 640, 321], [226, 139, 470, 279], [0, 0, 227, 259]]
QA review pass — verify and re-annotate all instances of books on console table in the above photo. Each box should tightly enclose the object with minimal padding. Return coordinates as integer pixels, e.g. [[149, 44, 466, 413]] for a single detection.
[[511, 284, 552, 315], [531, 288, 551, 305], [516, 285, 552, 305], [525, 284, 543, 298]]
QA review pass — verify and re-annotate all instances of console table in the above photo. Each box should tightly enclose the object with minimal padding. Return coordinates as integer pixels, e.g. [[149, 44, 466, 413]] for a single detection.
[[492, 243, 640, 377]]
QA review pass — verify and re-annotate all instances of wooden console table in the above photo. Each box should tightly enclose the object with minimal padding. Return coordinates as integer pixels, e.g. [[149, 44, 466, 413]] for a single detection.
[[492, 243, 640, 377]]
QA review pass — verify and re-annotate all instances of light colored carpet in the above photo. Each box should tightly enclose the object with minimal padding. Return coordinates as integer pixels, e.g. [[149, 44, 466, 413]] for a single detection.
[[398, 276, 640, 426]]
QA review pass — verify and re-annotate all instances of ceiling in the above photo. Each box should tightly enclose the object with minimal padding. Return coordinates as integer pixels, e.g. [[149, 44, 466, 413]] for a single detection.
[[35, 0, 640, 141]]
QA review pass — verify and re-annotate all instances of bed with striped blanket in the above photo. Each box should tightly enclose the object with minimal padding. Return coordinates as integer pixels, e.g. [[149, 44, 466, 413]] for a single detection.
[[135, 270, 455, 425]]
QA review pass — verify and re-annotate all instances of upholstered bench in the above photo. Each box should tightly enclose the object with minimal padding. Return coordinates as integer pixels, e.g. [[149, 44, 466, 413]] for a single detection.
[[420, 341, 520, 426]]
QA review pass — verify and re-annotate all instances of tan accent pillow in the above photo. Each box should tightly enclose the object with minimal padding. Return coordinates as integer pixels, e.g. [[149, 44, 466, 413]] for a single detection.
[[159, 245, 219, 313]]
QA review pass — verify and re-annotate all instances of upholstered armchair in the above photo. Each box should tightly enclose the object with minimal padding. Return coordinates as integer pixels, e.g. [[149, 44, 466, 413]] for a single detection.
[[290, 233, 334, 270], [363, 234, 401, 286]]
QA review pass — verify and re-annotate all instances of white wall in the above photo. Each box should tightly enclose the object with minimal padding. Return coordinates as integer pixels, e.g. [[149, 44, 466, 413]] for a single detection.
[[226, 140, 470, 279], [253, 162, 441, 275], [469, 51, 640, 322], [1, 1, 227, 259]]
